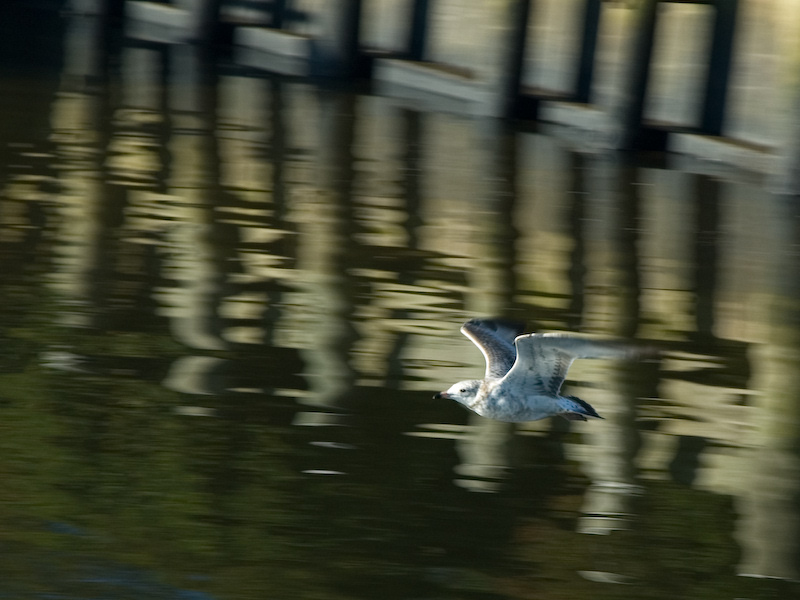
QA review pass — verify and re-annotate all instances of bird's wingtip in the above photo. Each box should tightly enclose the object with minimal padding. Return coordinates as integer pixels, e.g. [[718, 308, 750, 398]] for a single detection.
[[462, 317, 527, 337]]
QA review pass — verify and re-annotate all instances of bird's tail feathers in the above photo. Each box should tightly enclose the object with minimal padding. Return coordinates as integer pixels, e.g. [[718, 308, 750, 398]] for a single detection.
[[559, 395, 603, 420]]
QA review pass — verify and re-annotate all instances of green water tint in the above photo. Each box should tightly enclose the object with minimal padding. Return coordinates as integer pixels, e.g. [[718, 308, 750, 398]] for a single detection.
[[0, 8, 799, 600]]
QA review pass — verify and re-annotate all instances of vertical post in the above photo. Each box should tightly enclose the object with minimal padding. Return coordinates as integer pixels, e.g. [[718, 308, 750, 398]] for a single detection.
[[498, 0, 532, 118], [311, 0, 362, 76], [94, 0, 124, 81], [190, 0, 224, 44], [693, 174, 719, 343], [774, 74, 800, 194], [100, 0, 126, 20], [407, 0, 431, 60], [574, 0, 601, 103], [614, 0, 659, 149], [271, 0, 288, 29], [700, 0, 738, 135]]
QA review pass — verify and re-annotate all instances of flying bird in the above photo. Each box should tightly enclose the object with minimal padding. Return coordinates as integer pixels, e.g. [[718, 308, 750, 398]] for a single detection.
[[434, 318, 657, 422]]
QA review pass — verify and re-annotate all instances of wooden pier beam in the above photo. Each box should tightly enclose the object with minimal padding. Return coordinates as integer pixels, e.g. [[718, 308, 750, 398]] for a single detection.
[[69, 0, 124, 19], [125, 0, 223, 44]]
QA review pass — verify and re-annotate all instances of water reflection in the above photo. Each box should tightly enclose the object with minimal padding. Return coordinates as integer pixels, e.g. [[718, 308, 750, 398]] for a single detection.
[[1, 8, 799, 600]]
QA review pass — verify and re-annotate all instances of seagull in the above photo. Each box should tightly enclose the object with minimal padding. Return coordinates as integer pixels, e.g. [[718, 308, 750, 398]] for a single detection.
[[434, 318, 657, 422]]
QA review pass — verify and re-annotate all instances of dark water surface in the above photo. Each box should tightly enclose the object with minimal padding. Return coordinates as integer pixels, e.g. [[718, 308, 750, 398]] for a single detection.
[[1, 7, 800, 600]]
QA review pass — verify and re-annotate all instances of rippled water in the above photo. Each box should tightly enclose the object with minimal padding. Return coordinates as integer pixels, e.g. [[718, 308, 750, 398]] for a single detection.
[[1, 7, 800, 600]]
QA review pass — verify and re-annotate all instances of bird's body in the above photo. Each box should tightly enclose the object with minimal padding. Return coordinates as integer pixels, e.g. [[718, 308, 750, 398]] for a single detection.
[[434, 319, 656, 422]]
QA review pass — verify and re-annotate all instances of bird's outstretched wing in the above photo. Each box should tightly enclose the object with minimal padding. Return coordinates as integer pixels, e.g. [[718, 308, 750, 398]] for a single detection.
[[501, 333, 656, 394], [460, 318, 526, 379]]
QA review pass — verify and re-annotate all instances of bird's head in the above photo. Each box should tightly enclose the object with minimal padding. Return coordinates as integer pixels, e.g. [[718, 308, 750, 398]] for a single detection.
[[433, 379, 483, 407]]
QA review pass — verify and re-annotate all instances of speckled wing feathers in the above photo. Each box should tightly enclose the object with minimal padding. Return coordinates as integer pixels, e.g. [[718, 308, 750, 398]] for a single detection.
[[502, 333, 649, 394], [460, 318, 526, 379]]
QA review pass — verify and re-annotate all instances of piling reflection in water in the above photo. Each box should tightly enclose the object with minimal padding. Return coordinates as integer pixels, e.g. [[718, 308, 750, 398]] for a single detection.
[[0, 14, 799, 600]]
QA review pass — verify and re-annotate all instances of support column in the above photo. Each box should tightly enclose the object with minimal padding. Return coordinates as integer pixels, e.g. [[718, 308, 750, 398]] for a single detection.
[[700, 0, 739, 135], [574, 0, 601, 104], [614, 0, 659, 150], [271, 0, 289, 29], [311, 0, 362, 77], [104, 0, 126, 19], [497, 0, 532, 118], [407, 0, 431, 60], [189, 0, 224, 43]]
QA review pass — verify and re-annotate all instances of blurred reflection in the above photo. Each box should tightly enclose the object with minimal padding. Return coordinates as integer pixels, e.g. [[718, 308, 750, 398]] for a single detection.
[[729, 194, 800, 581], [0, 6, 799, 600], [568, 154, 645, 537]]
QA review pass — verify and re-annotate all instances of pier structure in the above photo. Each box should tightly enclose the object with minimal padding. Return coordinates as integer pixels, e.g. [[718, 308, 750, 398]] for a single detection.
[[70, 0, 800, 189]]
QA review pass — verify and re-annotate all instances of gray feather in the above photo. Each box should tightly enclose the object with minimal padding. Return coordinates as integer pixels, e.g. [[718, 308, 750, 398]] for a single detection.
[[460, 318, 526, 379]]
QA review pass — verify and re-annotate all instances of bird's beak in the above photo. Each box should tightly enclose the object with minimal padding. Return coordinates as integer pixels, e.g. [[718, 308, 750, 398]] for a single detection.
[[433, 391, 448, 400]]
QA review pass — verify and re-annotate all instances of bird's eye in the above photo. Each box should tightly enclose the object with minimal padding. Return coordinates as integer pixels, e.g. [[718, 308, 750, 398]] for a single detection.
[[459, 388, 467, 393]]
